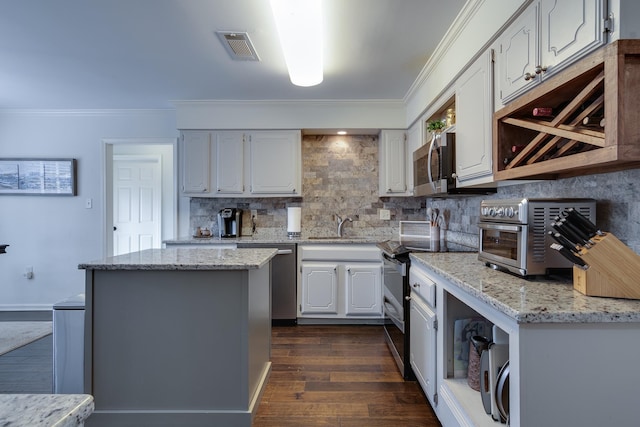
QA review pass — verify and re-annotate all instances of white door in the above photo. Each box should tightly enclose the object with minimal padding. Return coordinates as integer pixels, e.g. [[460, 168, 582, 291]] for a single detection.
[[113, 155, 162, 255]]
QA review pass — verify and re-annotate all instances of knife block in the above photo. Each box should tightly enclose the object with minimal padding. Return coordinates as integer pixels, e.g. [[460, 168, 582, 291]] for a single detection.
[[573, 233, 640, 299]]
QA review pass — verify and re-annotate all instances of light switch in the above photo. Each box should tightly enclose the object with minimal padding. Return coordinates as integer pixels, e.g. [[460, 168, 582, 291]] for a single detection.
[[85, 198, 93, 209]]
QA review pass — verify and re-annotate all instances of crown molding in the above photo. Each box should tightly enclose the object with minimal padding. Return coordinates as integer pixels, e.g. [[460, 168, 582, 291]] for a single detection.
[[403, 0, 485, 102], [0, 109, 174, 117]]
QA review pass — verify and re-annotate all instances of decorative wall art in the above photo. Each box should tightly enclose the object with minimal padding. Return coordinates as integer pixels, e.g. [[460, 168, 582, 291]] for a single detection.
[[0, 158, 77, 196]]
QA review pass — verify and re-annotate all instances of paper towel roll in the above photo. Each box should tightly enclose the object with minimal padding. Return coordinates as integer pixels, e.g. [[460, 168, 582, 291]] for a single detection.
[[287, 207, 301, 233]]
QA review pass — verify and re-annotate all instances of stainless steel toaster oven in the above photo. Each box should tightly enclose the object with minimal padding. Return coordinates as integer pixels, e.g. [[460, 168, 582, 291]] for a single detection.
[[478, 198, 596, 276]]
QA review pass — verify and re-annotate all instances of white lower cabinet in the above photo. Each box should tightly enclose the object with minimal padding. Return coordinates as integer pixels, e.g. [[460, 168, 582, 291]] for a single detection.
[[298, 245, 382, 320], [410, 293, 437, 408], [300, 263, 338, 315]]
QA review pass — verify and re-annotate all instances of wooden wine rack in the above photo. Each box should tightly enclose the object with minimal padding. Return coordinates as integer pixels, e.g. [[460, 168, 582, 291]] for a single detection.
[[494, 40, 640, 181]]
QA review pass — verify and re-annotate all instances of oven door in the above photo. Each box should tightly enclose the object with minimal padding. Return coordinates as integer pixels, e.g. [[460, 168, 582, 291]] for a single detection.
[[381, 253, 413, 379], [478, 222, 528, 275]]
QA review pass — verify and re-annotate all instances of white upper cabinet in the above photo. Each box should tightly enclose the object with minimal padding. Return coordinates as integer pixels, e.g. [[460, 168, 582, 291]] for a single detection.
[[181, 130, 302, 198], [249, 131, 301, 195], [181, 131, 210, 194], [214, 131, 244, 194], [378, 130, 408, 196], [496, 0, 605, 106], [454, 50, 494, 186]]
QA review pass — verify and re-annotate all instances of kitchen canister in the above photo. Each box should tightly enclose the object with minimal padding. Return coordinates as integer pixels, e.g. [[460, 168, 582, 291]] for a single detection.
[[287, 207, 301, 239]]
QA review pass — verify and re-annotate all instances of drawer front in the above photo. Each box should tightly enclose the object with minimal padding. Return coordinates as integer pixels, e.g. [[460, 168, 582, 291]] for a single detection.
[[409, 267, 436, 307]]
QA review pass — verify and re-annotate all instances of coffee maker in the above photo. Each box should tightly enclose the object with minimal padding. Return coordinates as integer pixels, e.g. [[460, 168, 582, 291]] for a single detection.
[[218, 208, 242, 238]]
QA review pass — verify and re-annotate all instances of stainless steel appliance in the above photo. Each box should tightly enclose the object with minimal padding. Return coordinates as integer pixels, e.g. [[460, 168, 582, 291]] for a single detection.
[[413, 128, 495, 197], [378, 239, 476, 380], [53, 293, 85, 393], [218, 208, 242, 238], [478, 198, 596, 276], [237, 242, 297, 325]]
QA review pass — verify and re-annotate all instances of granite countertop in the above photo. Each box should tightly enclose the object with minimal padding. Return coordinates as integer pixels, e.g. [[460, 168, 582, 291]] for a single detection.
[[410, 252, 640, 324], [0, 394, 94, 426], [164, 236, 381, 245], [78, 247, 278, 271]]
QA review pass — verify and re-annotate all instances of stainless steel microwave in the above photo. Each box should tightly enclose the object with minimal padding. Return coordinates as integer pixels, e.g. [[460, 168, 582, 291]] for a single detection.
[[413, 129, 496, 197]]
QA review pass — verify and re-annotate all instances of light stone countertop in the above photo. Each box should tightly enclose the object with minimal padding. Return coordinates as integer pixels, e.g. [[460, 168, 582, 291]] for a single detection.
[[78, 247, 277, 270], [163, 236, 381, 245], [410, 252, 640, 324], [0, 394, 94, 426]]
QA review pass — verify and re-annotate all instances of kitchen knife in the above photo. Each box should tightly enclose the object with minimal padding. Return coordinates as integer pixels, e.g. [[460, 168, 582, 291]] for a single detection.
[[551, 221, 591, 249], [558, 218, 595, 246], [548, 230, 580, 252], [550, 243, 588, 269], [563, 208, 603, 238]]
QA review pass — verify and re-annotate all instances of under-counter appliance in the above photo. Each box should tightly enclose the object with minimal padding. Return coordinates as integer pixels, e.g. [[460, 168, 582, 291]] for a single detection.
[[378, 239, 476, 380], [237, 242, 297, 325], [413, 128, 495, 197], [478, 198, 596, 276], [218, 208, 242, 238], [53, 293, 85, 394]]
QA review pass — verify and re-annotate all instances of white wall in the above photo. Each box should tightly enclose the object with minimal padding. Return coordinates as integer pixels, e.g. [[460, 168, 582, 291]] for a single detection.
[[0, 109, 178, 310]]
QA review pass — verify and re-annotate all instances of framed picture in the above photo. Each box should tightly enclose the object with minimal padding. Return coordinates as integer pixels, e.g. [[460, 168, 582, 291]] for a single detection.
[[0, 158, 77, 196]]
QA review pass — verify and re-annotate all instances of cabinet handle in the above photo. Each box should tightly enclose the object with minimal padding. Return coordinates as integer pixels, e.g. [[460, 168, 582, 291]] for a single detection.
[[535, 65, 547, 75], [405, 295, 411, 301], [524, 72, 535, 81], [412, 283, 420, 288]]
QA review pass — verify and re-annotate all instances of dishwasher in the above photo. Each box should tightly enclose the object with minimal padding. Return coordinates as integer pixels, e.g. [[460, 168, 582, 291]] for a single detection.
[[237, 243, 297, 325]]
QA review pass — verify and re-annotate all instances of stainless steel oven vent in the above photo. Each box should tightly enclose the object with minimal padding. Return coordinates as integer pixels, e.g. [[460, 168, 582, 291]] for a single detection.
[[217, 31, 260, 61]]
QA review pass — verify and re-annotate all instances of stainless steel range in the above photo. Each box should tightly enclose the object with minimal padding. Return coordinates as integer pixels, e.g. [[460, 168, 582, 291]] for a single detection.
[[378, 239, 476, 380], [478, 198, 596, 276]]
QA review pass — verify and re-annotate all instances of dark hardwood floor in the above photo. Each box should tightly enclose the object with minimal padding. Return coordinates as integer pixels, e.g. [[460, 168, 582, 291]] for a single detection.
[[254, 325, 441, 427], [0, 325, 440, 426]]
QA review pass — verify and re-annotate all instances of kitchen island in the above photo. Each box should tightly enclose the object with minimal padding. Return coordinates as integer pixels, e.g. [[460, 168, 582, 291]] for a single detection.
[[410, 252, 640, 427], [78, 247, 276, 427]]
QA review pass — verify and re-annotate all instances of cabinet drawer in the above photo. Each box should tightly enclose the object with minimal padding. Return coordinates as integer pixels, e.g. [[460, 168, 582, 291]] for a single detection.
[[409, 267, 436, 307]]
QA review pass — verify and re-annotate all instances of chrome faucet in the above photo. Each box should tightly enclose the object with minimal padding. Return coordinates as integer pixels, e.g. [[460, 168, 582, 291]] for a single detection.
[[336, 214, 353, 237]]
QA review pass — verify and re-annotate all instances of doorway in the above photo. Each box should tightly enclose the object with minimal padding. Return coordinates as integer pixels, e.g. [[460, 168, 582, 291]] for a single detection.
[[103, 139, 178, 257]]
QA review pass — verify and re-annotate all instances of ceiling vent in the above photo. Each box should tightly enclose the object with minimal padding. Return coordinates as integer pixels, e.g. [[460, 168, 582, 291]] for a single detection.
[[217, 31, 260, 61]]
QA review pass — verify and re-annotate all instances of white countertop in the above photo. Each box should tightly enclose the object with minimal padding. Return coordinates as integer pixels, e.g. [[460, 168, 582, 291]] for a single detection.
[[0, 394, 94, 426], [78, 247, 277, 270], [410, 252, 640, 323]]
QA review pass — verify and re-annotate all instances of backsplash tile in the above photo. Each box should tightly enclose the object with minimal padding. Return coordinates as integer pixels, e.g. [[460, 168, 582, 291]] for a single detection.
[[190, 134, 424, 240], [191, 135, 639, 252]]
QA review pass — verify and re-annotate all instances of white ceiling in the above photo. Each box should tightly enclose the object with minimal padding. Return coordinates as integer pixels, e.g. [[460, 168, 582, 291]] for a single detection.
[[0, 0, 465, 109]]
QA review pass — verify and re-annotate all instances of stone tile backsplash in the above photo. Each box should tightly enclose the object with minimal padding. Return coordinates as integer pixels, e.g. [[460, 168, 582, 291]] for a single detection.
[[191, 134, 640, 252], [190, 134, 424, 240]]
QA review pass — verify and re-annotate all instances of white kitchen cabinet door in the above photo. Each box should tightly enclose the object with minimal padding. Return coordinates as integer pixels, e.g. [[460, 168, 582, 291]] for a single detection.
[[497, 0, 605, 105], [300, 263, 338, 315], [249, 131, 301, 195], [497, 3, 539, 104], [410, 293, 437, 408], [539, 0, 605, 77], [344, 263, 382, 316], [378, 130, 407, 196], [181, 131, 211, 194], [455, 50, 494, 186], [214, 131, 244, 194]]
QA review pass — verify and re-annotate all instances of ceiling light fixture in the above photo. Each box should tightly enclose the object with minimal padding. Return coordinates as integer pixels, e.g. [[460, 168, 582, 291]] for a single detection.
[[337, 131, 347, 135], [270, 0, 323, 87]]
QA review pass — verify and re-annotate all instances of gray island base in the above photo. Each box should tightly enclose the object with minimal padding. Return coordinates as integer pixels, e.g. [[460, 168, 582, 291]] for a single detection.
[[79, 248, 276, 427]]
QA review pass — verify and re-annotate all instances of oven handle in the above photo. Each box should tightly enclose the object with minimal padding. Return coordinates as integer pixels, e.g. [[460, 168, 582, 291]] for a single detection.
[[478, 222, 522, 232]]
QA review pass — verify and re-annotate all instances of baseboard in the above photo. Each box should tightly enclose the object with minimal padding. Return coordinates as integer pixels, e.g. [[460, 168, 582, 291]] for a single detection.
[[0, 311, 52, 321]]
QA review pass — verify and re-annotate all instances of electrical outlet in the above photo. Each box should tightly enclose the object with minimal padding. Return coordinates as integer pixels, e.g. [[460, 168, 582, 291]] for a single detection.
[[251, 209, 258, 218], [379, 209, 391, 220]]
